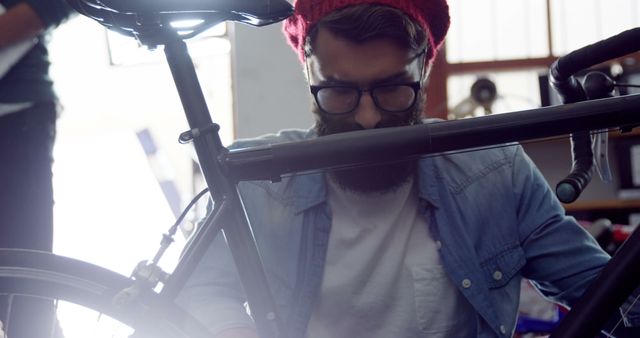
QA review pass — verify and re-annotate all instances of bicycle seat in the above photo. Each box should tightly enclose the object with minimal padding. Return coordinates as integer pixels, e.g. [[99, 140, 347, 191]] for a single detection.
[[90, 0, 293, 20], [68, 0, 293, 44]]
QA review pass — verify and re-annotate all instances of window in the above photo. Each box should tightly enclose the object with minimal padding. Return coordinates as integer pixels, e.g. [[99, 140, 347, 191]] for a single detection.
[[106, 22, 228, 65], [447, 0, 549, 62], [550, 0, 640, 55], [49, 15, 233, 336], [429, 0, 640, 120]]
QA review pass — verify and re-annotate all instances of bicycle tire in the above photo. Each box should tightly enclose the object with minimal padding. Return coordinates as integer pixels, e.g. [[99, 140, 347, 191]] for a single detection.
[[0, 248, 213, 338]]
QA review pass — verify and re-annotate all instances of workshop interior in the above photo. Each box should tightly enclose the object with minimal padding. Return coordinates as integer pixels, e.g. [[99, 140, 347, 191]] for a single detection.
[[1, 0, 639, 337]]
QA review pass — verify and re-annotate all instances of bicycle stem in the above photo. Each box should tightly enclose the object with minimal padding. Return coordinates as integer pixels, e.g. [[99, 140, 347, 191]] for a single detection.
[[158, 31, 285, 338]]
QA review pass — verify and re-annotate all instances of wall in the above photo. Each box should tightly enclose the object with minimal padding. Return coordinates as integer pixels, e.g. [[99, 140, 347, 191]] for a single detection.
[[231, 21, 313, 139]]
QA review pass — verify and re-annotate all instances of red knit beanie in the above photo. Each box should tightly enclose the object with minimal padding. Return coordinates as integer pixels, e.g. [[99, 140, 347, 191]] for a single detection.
[[283, 0, 450, 64]]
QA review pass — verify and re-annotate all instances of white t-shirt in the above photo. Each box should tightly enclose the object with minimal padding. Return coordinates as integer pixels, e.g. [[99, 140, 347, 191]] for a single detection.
[[307, 178, 475, 338]]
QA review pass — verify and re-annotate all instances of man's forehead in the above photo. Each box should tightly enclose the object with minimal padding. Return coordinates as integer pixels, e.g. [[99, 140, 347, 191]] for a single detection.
[[309, 28, 420, 83]]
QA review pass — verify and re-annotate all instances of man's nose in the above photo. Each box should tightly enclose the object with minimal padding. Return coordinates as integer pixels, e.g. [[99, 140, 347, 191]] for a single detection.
[[354, 93, 381, 129]]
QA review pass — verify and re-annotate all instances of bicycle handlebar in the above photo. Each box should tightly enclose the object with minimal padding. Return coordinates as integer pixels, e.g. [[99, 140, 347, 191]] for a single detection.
[[550, 27, 640, 203], [551, 28, 640, 86]]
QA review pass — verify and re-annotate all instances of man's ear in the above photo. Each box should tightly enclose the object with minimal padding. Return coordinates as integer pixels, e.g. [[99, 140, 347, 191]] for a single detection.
[[422, 63, 433, 85], [303, 55, 316, 84]]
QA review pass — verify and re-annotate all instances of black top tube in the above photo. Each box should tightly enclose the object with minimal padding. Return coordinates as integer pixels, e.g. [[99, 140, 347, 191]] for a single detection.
[[224, 94, 640, 182]]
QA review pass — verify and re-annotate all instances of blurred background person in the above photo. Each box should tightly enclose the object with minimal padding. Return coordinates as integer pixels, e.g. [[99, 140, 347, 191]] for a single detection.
[[0, 1, 74, 337]]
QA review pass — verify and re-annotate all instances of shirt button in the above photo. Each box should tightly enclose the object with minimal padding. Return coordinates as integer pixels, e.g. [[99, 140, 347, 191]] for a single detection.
[[435, 240, 442, 249], [499, 325, 507, 334], [461, 278, 472, 288], [493, 270, 503, 281]]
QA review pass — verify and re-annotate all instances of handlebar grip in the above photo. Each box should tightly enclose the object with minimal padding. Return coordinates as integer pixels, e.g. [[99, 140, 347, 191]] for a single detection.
[[551, 27, 640, 82], [555, 131, 593, 203]]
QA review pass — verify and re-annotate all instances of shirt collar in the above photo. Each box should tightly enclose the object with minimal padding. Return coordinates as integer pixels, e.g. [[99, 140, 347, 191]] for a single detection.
[[279, 125, 442, 213], [283, 155, 441, 214]]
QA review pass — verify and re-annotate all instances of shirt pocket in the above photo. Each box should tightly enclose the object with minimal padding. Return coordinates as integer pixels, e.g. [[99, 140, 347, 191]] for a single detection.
[[480, 243, 526, 289], [411, 265, 470, 334]]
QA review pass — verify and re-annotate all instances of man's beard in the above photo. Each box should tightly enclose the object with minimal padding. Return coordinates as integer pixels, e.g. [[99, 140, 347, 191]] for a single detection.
[[313, 99, 424, 194]]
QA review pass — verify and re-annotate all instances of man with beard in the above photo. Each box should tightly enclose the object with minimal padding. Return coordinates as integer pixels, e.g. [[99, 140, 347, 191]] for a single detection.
[[179, 1, 640, 337]]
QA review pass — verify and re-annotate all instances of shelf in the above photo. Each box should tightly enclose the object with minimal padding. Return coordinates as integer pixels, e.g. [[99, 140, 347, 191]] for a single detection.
[[563, 199, 640, 212], [529, 127, 640, 143], [608, 127, 640, 139]]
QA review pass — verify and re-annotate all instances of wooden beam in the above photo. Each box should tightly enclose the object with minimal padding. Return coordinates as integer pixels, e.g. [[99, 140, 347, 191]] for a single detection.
[[447, 57, 557, 74], [425, 48, 449, 120]]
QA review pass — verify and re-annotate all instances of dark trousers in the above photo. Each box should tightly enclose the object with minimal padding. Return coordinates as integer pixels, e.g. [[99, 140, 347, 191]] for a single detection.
[[0, 101, 61, 338]]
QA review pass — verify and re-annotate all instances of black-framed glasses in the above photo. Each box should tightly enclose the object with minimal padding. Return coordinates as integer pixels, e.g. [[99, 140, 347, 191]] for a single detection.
[[306, 49, 427, 116], [310, 82, 422, 115]]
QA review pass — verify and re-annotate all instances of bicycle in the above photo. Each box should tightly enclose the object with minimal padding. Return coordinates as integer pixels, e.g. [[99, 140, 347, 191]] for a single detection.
[[1, 1, 639, 338]]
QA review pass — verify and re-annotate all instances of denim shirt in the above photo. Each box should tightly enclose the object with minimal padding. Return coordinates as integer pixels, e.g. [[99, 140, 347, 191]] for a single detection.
[[178, 128, 639, 338]]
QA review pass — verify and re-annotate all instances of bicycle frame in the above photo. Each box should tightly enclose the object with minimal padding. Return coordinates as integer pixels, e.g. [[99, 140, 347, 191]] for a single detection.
[[61, 1, 640, 337], [150, 33, 640, 338]]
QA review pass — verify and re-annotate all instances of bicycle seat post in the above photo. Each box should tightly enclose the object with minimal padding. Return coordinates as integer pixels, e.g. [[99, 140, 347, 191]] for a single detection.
[[159, 30, 285, 338]]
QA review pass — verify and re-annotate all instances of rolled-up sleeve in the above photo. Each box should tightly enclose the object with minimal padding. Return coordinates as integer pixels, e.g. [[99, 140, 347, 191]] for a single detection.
[[513, 146, 610, 304], [513, 146, 640, 327]]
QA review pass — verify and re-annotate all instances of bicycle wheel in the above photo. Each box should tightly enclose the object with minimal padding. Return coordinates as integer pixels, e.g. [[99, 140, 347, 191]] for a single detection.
[[0, 248, 213, 338]]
